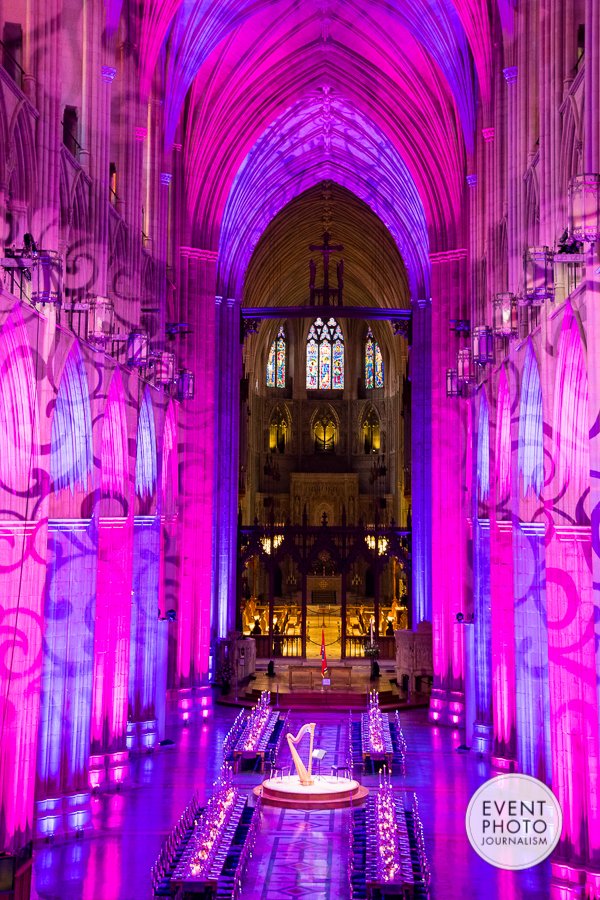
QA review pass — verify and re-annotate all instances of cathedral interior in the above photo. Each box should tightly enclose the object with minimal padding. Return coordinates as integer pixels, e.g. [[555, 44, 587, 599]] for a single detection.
[[0, 1, 599, 898]]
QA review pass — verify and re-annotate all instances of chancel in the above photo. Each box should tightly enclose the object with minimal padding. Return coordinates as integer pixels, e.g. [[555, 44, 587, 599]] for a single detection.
[[0, 1, 598, 899]]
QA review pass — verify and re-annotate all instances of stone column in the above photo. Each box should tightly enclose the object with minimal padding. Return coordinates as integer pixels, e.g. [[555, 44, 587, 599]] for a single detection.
[[177, 247, 217, 686], [213, 297, 242, 641], [31, 0, 62, 253], [472, 517, 492, 753], [428, 251, 469, 727], [582, 1, 600, 893], [410, 298, 431, 624]]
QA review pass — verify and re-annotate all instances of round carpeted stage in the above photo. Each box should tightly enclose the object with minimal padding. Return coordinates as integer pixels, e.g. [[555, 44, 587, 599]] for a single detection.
[[254, 774, 368, 809]]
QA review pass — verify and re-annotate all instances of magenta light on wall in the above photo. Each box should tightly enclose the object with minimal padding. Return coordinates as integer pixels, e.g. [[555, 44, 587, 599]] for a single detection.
[[50, 346, 94, 494], [135, 389, 157, 500], [477, 393, 490, 503], [518, 343, 544, 499], [101, 375, 129, 498]]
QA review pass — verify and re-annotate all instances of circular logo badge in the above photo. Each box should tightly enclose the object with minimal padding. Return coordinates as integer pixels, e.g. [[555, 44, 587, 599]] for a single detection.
[[466, 774, 562, 870]]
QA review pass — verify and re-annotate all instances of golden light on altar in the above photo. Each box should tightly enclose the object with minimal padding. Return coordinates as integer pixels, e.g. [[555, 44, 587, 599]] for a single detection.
[[365, 534, 389, 555], [260, 534, 283, 554]]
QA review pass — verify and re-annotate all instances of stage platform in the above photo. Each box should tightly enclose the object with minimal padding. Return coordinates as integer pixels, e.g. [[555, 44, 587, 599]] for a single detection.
[[254, 774, 369, 809], [218, 662, 430, 711]]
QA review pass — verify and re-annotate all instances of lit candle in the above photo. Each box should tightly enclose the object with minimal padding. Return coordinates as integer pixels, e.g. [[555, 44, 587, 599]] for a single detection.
[[370, 617, 374, 644]]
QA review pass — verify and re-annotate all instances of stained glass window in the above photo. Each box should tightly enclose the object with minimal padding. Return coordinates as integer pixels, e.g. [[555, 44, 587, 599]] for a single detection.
[[267, 326, 286, 388], [365, 328, 384, 389], [306, 317, 344, 389]]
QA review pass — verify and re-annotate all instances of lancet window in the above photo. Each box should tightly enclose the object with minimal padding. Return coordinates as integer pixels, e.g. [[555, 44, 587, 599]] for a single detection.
[[365, 328, 384, 389], [267, 326, 286, 388]]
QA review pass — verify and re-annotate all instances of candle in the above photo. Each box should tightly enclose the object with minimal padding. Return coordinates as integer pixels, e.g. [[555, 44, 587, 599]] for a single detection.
[[370, 617, 374, 644]]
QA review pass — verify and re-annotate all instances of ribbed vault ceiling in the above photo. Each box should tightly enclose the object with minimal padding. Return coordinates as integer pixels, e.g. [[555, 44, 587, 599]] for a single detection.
[[243, 182, 409, 311]]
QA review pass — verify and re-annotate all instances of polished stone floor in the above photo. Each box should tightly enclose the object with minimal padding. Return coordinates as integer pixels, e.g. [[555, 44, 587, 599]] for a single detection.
[[31, 694, 551, 900]]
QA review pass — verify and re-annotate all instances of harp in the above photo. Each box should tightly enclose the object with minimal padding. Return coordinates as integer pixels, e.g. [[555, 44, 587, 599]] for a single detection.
[[286, 722, 316, 785]]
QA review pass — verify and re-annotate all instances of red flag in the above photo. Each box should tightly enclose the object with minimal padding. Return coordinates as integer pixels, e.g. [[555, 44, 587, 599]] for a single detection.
[[321, 628, 328, 677]]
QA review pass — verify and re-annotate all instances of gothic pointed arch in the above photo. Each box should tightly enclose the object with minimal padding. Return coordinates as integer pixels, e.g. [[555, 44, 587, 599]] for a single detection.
[[268, 404, 290, 454], [552, 304, 589, 522], [361, 404, 381, 455], [100, 371, 130, 512], [50, 344, 94, 498], [476, 390, 490, 508], [311, 404, 339, 453], [518, 343, 544, 500], [135, 388, 158, 512]]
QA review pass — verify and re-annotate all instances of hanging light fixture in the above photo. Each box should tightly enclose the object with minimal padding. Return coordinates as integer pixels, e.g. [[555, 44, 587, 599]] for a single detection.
[[32, 250, 62, 305], [176, 368, 195, 400], [472, 325, 494, 366], [492, 293, 518, 337], [446, 368, 460, 397], [568, 174, 600, 243], [457, 348, 473, 385], [523, 247, 553, 304], [87, 296, 114, 345], [154, 350, 176, 385], [127, 331, 150, 367]]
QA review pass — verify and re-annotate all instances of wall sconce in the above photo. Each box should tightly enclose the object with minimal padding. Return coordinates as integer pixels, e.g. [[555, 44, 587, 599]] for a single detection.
[[446, 368, 460, 397], [492, 293, 518, 337], [154, 351, 176, 385], [176, 368, 195, 400], [523, 247, 553, 304], [568, 174, 600, 243], [127, 331, 150, 367], [87, 296, 114, 346], [472, 325, 494, 366]]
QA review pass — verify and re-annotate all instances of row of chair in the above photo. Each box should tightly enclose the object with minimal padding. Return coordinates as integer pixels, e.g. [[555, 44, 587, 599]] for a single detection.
[[389, 711, 408, 775], [403, 793, 430, 896], [215, 798, 262, 899], [349, 792, 430, 899], [151, 793, 204, 897], [223, 710, 247, 760], [264, 710, 290, 769]]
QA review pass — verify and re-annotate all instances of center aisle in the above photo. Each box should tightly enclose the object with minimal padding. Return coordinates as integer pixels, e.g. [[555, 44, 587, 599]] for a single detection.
[[243, 714, 351, 899]]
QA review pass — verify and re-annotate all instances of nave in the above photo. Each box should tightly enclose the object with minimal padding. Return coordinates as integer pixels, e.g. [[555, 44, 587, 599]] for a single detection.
[[31, 699, 550, 900]]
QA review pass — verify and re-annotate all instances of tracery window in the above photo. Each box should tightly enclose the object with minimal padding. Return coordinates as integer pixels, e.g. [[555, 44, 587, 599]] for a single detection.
[[306, 317, 344, 390], [365, 328, 384, 389], [266, 326, 286, 388]]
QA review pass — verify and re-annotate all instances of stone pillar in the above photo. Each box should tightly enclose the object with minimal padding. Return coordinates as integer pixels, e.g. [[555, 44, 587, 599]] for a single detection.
[[36, 519, 97, 838], [472, 517, 492, 754], [489, 521, 517, 769], [410, 299, 431, 624], [513, 521, 552, 781], [177, 247, 217, 685], [128, 515, 160, 752], [213, 297, 242, 640], [31, 0, 62, 253], [428, 251, 469, 727]]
